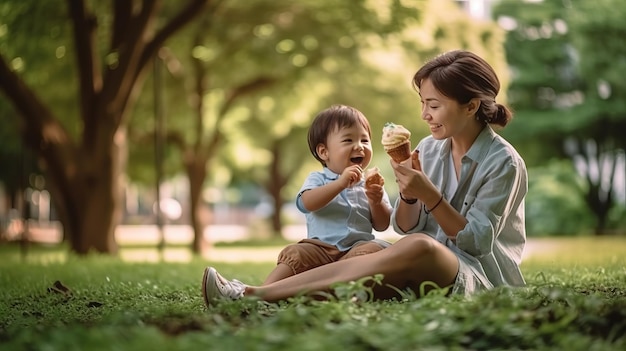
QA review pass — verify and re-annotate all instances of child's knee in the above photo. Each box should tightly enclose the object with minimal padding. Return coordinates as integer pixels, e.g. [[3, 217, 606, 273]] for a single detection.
[[277, 243, 327, 275]]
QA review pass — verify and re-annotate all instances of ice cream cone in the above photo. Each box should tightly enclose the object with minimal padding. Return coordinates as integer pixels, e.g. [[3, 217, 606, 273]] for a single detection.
[[381, 122, 412, 162], [386, 141, 411, 163], [365, 167, 384, 187]]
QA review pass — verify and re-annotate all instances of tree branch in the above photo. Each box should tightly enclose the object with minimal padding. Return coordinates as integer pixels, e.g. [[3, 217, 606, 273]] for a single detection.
[[191, 40, 207, 152], [0, 55, 78, 219], [0, 56, 71, 149], [218, 77, 278, 118], [101, 0, 159, 130], [107, 0, 211, 129], [164, 130, 188, 152], [111, 0, 132, 49], [138, 0, 213, 78], [67, 0, 101, 133], [199, 76, 278, 161]]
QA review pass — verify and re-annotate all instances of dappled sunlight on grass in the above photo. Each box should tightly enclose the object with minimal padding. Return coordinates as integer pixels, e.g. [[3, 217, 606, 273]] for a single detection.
[[0, 243, 67, 265], [1, 236, 625, 350], [120, 248, 193, 263], [523, 236, 626, 268], [2, 236, 624, 268]]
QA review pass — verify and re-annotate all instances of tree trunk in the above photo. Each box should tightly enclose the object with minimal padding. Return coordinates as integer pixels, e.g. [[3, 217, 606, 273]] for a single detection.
[[45, 127, 126, 254], [186, 153, 208, 254], [268, 141, 287, 238], [270, 194, 284, 237], [577, 138, 616, 236]]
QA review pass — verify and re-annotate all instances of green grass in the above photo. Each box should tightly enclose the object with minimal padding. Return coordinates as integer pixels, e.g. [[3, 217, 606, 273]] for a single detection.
[[1, 237, 625, 351]]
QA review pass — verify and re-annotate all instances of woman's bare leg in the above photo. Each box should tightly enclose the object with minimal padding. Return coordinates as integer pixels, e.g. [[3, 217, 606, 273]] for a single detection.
[[245, 234, 459, 302], [262, 263, 295, 285]]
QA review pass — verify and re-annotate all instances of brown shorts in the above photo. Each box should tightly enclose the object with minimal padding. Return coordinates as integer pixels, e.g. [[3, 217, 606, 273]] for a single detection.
[[276, 238, 387, 275]]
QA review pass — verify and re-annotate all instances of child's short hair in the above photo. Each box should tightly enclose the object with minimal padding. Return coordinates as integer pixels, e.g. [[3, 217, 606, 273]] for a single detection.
[[307, 105, 372, 166]]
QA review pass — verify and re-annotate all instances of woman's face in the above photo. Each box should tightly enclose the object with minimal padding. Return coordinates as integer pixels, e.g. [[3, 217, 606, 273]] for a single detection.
[[418, 78, 475, 140], [317, 123, 372, 174]]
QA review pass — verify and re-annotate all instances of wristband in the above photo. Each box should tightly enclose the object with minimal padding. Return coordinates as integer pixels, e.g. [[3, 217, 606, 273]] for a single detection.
[[399, 192, 418, 204], [424, 194, 443, 214]]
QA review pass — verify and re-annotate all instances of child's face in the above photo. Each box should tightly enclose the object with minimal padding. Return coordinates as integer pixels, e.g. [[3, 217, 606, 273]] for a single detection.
[[317, 123, 372, 174]]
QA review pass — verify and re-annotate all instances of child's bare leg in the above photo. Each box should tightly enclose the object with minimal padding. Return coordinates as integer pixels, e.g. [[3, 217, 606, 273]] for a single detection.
[[245, 234, 458, 302], [262, 240, 335, 285], [262, 263, 295, 285]]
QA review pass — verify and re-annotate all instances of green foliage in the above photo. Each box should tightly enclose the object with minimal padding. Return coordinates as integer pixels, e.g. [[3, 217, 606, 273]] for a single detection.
[[0, 0, 76, 195], [567, 0, 626, 150], [126, 0, 508, 191], [0, 103, 37, 194], [0, 0, 80, 134], [1, 238, 625, 350], [126, 0, 423, 189], [607, 204, 626, 234], [494, 0, 581, 161], [526, 160, 594, 236], [494, 0, 626, 234]]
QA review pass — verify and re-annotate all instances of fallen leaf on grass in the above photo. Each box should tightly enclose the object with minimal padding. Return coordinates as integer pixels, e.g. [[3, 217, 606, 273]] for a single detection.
[[47, 280, 72, 297]]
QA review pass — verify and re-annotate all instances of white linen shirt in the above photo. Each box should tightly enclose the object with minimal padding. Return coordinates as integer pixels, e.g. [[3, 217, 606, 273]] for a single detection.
[[297, 167, 391, 251], [392, 126, 527, 288]]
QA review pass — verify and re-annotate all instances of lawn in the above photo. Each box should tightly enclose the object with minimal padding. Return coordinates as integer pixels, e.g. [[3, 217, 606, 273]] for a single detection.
[[0, 236, 625, 351]]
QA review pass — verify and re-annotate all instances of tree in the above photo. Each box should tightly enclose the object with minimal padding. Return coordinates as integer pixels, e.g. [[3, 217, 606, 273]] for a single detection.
[[493, 0, 626, 234], [129, 0, 421, 250], [567, 0, 626, 233], [0, 0, 211, 254], [493, 0, 580, 163]]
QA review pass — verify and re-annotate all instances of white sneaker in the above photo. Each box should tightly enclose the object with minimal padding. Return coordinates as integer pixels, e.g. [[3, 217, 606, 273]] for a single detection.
[[202, 267, 246, 307]]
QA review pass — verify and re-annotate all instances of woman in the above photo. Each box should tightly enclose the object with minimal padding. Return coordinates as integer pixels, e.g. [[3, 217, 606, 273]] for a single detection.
[[202, 50, 527, 304]]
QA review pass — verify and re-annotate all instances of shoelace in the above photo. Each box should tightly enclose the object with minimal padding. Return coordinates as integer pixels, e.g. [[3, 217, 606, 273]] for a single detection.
[[222, 278, 246, 299]]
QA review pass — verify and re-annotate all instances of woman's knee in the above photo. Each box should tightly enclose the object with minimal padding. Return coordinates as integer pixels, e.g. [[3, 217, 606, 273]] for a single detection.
[[392, 234, 439, 261], [385, 234, 455, 273], [388, 234, 458, 290]]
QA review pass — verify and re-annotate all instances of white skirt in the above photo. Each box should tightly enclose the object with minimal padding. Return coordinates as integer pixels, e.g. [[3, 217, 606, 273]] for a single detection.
[[450, 244, 494, 296]]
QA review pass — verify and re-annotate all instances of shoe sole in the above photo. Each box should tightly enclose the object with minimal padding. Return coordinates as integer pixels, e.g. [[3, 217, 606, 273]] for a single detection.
[[201, 267, 213, 308]]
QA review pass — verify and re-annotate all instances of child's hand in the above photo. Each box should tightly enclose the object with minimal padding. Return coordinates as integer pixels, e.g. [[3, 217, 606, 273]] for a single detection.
[[340, 164, 363, 188], [365, 167, 385, 204], [365, 183, 385, 204], [364, 167, 384, 188]]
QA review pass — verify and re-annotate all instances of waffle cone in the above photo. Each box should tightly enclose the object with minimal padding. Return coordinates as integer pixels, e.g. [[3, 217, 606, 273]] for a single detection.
[[365, 167, 384, 187], [386, 141, 411, 162]]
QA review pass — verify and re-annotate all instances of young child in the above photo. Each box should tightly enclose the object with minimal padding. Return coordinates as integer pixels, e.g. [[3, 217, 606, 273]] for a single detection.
[[202, 105, 393, 305], [261, 104, 393, 284]]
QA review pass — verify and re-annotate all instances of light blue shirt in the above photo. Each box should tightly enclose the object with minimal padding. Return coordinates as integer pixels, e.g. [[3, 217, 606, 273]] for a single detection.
[[392, 126, 527, 287], [297, 168, 391, 251]]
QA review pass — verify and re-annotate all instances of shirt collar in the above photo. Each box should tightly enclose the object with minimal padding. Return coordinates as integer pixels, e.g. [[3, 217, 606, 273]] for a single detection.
[[439, 125, 495, 163], [466, 125, 496, 163], [323, 167, 340, 180]]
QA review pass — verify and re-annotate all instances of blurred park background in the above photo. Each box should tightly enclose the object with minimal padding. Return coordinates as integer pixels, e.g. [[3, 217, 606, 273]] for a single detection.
[[0, 0, 625, 258]]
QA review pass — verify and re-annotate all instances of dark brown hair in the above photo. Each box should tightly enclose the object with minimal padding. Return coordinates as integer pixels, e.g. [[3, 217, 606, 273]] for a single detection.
[[308, 105, 372, 166], [412, 50, 512, 127]]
